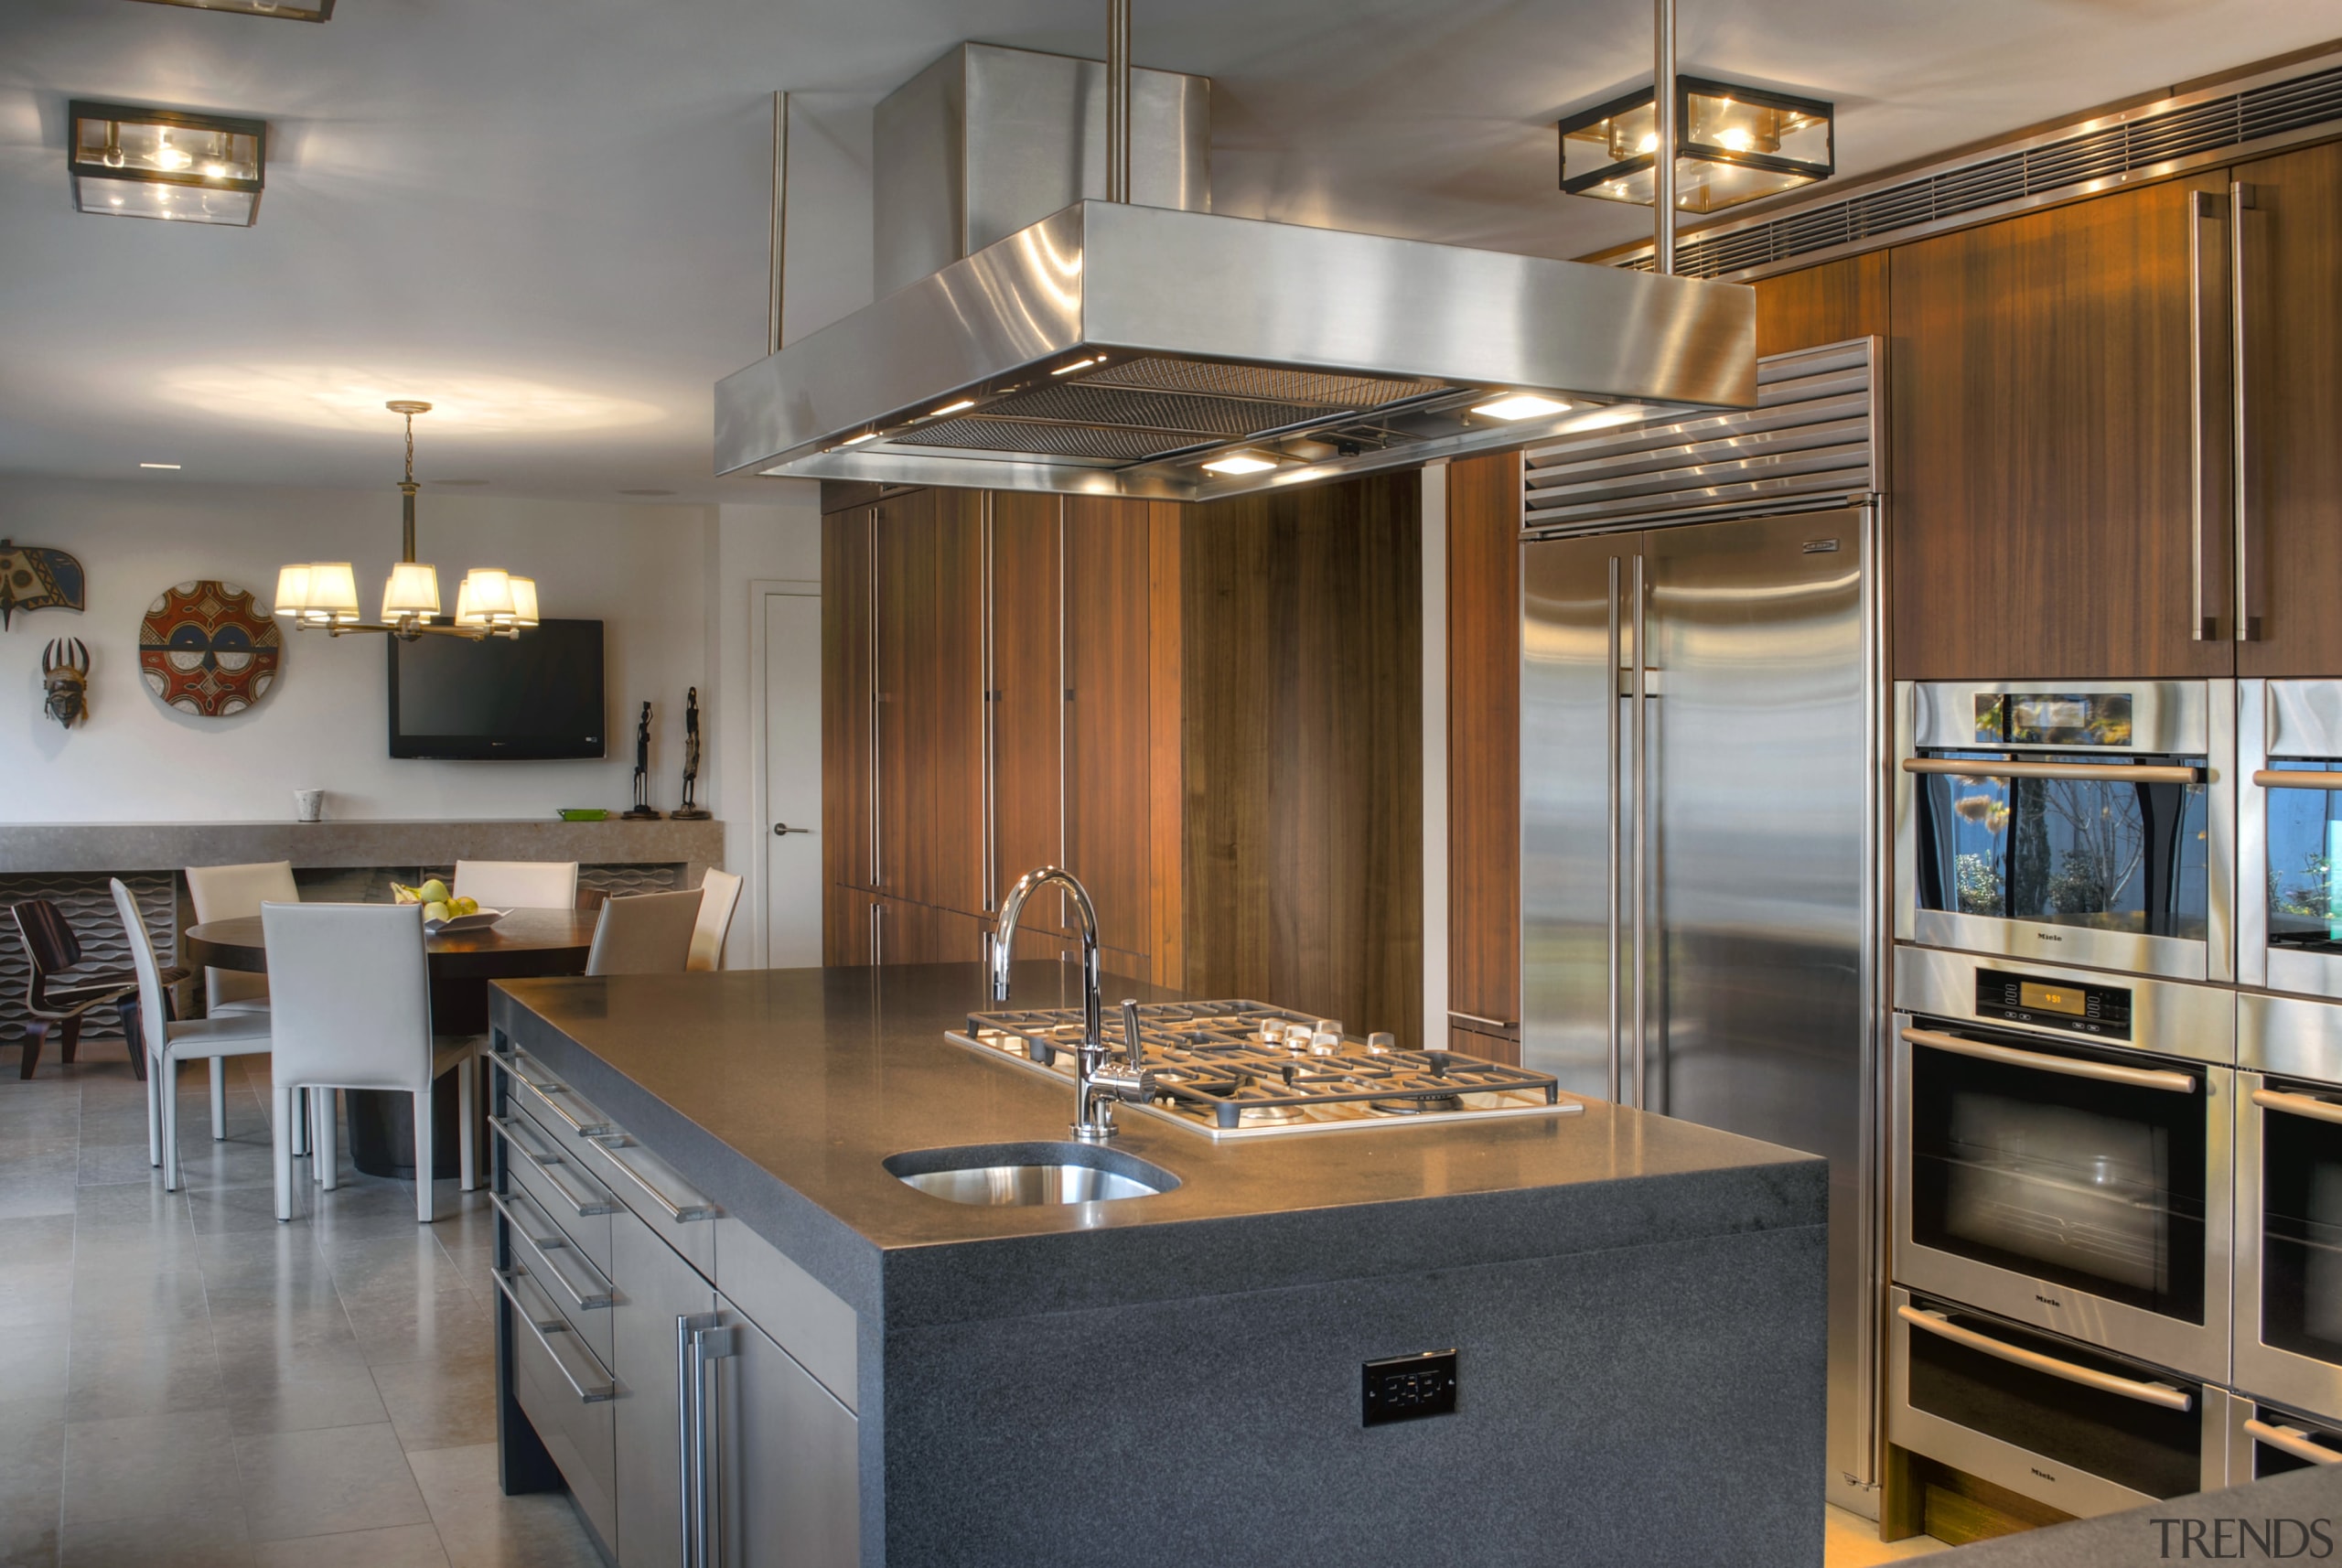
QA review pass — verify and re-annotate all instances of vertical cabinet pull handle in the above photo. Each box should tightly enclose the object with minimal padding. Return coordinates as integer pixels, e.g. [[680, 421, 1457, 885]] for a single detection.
[[868, 510, 883, 886], [1628, 553, 1648, 1110], [2187, 188, 2232, 642], [2231, 180, 2268, 644], [981, 492, 998, 913], [1605, 553, 1624, 1104], [677, 1313, 735, 1568]]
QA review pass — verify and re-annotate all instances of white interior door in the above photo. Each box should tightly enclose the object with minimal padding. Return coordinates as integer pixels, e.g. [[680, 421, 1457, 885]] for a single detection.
[[763, 587, 823, 967]]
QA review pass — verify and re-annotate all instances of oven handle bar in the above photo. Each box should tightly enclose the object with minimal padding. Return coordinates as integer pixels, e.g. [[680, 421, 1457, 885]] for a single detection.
[[2251, 1088, 2342, 1126], [1900, 757, 2203, 785], [1900, 1027, 2197, 1093], [2244, 1419, 2342, 1466], [1897, 1305, 2194, 1412], [2253, 769, 2342, 792]]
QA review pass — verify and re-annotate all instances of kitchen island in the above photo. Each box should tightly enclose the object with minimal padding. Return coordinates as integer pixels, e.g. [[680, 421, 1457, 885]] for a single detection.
[[487, 961, 1831, 1568]]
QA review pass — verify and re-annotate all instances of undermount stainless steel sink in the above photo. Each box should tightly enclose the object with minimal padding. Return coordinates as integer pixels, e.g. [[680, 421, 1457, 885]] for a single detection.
[[884, 1143, 1177, 1206]]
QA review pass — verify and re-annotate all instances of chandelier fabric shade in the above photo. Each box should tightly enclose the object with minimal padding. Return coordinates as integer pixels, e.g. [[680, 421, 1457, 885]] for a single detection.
[[273, 403, 539, 639]]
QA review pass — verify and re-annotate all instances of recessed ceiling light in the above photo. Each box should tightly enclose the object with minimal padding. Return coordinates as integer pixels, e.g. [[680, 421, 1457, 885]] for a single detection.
[[1472, 393, 1575, 422], [139, 461, 182, 469], [1202, 452, 1277, 476], [928, 398, 975, 418], [618, 489, 677, 497]]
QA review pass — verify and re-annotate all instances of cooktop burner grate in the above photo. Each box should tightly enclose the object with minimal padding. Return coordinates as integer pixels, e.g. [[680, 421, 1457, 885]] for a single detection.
[[952, 999, 1577, 1140]]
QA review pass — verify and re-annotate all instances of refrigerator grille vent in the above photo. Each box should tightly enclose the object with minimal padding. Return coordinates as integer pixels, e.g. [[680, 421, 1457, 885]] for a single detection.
[[1610, 57, 2342, 281], [1520, 338, 1875, 532]]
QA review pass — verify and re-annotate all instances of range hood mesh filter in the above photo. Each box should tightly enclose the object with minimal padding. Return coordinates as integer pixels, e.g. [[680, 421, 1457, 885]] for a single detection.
[[904, 417, 1189, 460], [983, 383, 1363, 438], [1079, 356, 1449, 407]]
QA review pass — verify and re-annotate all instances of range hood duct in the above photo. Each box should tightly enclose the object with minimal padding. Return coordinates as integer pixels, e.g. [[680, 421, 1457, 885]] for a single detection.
[[719, 21, 1756, 500]]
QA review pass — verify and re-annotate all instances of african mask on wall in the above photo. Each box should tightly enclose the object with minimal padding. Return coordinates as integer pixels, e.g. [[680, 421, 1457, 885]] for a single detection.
[[0, 541, 85, 629], [137, 580, 282, 717], [41, 638, 90, 728]]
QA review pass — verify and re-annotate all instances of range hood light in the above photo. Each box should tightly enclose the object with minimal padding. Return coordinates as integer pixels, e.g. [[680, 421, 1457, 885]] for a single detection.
[[837, 432, 878, 447], [1473, 393, 1577, 422], [1051, 357, 1101, 376], [1201, 452, 1278, 477], [926, 398, 975, 418]]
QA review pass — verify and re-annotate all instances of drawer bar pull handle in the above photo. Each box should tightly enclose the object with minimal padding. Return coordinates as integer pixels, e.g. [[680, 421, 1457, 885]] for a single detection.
[[1898, 1305, 2192, 1412], [2251, 1088, 2342, 1127], [491, 1267, 615, 1403], [489, 1117, 619, 1218], [1899, 1028, 2197, 1094], [2255, 769, 2342, 792], [1902, 757, 2203, 785], [591, 1134, 717, 1222], [2244, 1419, 2342, 1466], [489, 1190, 612, 1311]]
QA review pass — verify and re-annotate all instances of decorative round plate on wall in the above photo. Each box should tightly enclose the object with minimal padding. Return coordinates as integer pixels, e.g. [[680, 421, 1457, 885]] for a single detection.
[[138, 579, 283, 717]]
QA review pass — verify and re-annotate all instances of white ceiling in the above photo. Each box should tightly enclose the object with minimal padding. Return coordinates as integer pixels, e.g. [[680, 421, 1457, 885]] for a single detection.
[[1, 0, 2336, 505]]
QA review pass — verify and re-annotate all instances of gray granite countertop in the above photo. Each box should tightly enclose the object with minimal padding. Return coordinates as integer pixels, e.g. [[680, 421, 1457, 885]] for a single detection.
[[490, 961, 1826, 1327], [0, 816, 723, 874]]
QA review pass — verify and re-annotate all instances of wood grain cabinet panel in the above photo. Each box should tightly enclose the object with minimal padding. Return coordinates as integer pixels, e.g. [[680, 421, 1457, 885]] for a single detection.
[[990, 493, 1065, 927], [1446, 452, 1521, 1035], [1064, 497, 1157, 958], [1889, 175, 2233, 681], [2235, 139, 2342, 676], [1753, 252, 1888, 357], [822, 508, 875, 894], [930, 492, 987, 915]]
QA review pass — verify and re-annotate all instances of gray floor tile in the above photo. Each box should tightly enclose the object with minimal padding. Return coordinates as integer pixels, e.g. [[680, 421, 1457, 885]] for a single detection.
[[0, 1219, 75, 1272], [60, 1409, 242, 1525], [0, 1492, 59, 1568], [0, 1402, 66, 1507], [58, 1509, 252, 1568], [405, 1444, 598, 1568], [74, 1142, 160, 1190], [70, 1183, 187, 1241], [209, 1305, 368, 1370], [234, 1423, 430, 1543], [0, 1265, 75, 1333], [343, 1291, 494, 1368], [67, 1265, 209, 1338], [63, 1324, 222, 1422], [250, 1522, 449, 1568], [371, 1355, 499, 1454], [219, 1357, 389, 1437], [0, 1332, 71, 1411]]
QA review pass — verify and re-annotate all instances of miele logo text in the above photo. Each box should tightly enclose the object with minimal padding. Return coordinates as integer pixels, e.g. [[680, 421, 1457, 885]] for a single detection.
[[2153, 1518, 2336, 1558], [2037, 931, 2064, 940]]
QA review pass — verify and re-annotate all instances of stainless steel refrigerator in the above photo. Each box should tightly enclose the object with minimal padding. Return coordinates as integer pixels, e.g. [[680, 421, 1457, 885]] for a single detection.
[[1519, 338, 1885, 1514]]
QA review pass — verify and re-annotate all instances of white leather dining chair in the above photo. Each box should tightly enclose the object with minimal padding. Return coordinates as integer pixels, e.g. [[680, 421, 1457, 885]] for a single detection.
[[451, 860, 578, 910], [686, 869, 742, 972], [261, 901, 480, 1223], [112, 879, 272, 1192], [185, 860, 298, 1142], [586, 888, 704, 976]]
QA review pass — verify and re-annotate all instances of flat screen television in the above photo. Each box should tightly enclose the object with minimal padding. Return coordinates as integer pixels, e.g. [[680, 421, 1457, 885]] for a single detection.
[[387, 618, 606, 759]]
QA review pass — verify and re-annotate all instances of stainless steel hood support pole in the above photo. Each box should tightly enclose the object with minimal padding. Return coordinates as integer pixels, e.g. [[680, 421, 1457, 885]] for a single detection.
[[768, 92, 790, 355], [1105, 0, 1132, 203], [1654, 0, 1677, 274]]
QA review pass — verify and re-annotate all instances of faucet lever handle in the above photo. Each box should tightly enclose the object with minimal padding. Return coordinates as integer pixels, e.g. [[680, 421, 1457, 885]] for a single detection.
[[1119, 998, 1145, 1071]]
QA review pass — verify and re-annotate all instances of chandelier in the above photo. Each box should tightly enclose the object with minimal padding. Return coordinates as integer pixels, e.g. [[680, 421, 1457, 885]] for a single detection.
[[273, 402, 538, 639]]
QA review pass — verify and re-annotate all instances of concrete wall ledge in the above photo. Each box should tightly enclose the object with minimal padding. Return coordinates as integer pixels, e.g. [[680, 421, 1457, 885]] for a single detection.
[[0, 819, 726, 880]]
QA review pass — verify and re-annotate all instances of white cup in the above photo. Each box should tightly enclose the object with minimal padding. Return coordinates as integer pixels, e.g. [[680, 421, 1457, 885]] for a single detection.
[[294, 789, 325, 823]]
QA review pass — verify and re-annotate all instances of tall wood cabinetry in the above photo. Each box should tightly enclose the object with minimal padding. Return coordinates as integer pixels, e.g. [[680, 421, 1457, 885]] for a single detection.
[[1444, 454, 1522, 1065]]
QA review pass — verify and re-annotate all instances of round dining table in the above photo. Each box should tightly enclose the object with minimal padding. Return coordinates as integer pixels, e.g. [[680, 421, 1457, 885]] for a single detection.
[[184, 907, 599, 1179]]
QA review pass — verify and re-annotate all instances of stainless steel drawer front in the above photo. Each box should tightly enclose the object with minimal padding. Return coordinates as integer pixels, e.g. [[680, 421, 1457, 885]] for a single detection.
[[490, 1188, 613, 1313]]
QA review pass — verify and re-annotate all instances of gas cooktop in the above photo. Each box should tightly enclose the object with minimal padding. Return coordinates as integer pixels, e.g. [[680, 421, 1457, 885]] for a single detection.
[[948, 999, 1582, 1141]]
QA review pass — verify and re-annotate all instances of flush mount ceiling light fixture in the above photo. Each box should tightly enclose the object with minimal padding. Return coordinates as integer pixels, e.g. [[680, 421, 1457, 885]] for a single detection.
[[1560, 75, 1832, 214], [69, 101, 265, 226], [273, 403, 540, 640], [124, 0, 335, 19]]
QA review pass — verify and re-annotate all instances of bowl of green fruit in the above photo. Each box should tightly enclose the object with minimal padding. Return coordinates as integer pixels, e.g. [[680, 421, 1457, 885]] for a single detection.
[[389, 878, 508, 934]]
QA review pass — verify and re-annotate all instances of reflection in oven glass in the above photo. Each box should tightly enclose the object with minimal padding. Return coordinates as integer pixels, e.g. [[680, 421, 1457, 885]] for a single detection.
[[2263, 1107, 2342, 1359], [2264, 768, 2342, 953], [1917, 760, 2207, 939], [1943, 1093, 2171, 1294]]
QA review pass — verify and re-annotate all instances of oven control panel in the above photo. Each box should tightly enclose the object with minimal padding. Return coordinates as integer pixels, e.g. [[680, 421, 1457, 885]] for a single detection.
[[1974, 969, 2133, 1039]]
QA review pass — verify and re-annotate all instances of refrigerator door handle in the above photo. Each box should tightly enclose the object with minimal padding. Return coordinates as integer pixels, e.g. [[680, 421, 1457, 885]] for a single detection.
[[1629, 552, 1648, 1111], [1606, 553, 1623, 1105]]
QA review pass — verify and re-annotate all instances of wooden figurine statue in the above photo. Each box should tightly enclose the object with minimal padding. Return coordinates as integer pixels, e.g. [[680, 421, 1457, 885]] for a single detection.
[[622, 700, 662, 820], [671, 687, 711, 820]]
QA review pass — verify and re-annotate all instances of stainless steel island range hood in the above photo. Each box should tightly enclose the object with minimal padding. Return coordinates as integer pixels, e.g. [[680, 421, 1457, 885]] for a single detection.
[[717, 13, 1756, 501]]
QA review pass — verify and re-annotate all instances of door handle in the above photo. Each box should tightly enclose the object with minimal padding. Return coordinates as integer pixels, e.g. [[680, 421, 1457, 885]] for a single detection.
[[1900, 1027, 2197, 1093], [1629, 552, 1649, 1111], [1898, 1305, 2192, 1411], [771, 822, 811, 835], [1606, 553, 1623, 1106], [2187, 188, 2232, 641], [2232, 180, 2268, 643], [677, 1313, 736, 1568], [2244, 1419, 2342, 1466]]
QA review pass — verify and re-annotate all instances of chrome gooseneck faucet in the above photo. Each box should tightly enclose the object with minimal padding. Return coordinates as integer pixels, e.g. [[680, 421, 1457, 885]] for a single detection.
[[990, 865, 1152, 1142]]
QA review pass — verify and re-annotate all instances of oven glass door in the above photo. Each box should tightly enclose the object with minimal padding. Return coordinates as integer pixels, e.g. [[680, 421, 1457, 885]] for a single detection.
[[1907, 1028, 2208, 1323], [1902, 1296, 2206, 1499], [2259, 1083, 2342, 1367], [1914, 756, 2208, 940], [2263, 766, 2342, 959]]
